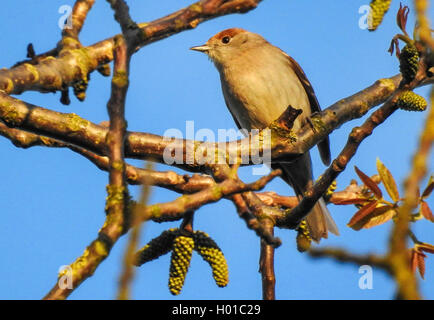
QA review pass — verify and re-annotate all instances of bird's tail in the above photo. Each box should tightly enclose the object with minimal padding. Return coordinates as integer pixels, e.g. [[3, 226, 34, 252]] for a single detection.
[[304, 196, 338, 242], [276, 153, 339, 242]]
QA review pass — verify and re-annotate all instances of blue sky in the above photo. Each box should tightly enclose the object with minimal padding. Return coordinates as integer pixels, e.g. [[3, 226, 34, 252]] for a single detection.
[[0, 1, 433, 300]]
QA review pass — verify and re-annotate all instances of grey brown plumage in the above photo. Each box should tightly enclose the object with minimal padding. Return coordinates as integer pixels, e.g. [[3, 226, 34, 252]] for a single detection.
[[191, 28, 338, 241]]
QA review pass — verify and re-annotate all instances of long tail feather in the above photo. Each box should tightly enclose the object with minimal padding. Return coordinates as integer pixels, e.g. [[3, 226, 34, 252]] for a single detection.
[[273, 153, 339, 242]]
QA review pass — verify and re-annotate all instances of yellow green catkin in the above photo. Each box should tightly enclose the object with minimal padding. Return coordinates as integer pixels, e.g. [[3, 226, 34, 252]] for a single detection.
[[193, 231, 229, 288], [396, 91, 428, 112], [317, 175, 337, 201], [296, 220, 312, 252], [368, 0, 392, 31], [168, 235, 195, 295], [325, 180, 337, 199]]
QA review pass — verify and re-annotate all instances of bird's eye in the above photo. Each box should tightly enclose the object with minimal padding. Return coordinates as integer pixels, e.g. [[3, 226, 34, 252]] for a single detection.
[[221, 36, 230, 44]]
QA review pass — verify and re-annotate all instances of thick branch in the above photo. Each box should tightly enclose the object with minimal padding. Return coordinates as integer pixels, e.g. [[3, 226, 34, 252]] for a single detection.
[[0, 74, 422, 173], [0, 0, 262, 96], [0, 121, 377, 208]]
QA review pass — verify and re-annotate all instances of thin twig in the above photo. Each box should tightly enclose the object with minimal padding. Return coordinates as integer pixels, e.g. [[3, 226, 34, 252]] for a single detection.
[[259, 218, 276, 300], [117, 162, 154, 300], [208, 164, 282, 246], [143, 169, 281, 224], [308, 247, 389, 270], [280, 53, 431, 229], [229, 193, 279, 245], [60, 0, 96, 50], [280, 98, 400, 228]]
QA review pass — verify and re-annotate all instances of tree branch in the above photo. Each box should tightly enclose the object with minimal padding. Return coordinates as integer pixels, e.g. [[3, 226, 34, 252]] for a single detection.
[[1, 74, 423, 173], [308, 247, 389, 270], [279, 55, 431, 229], [1, 0, 262, 96], [44, 3, 136, 298], [117, 163, 153, 300], [259, 218, 276, 300], [387, 87, 434, 300], [60, 0, 96, 50], [143, 169, 281, 224]]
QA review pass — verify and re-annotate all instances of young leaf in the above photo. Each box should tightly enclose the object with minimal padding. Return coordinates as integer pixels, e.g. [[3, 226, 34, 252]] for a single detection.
[[347, 200, 378, 230], [410, 249, 417, 272], [411, 249, 426, 279], [411, 249, 418, 270], [418, 243, 434, 254], [422, 175, 434, 199], [396, 3, 410, 35], [376, 158, 400, 202], [417, 252, 426, 279], [388, 37, 400, 57], [420, 201, 434, 222], [349, 204, 395, 230], [332, 197, 371, 205], [355, 166, 383, 199], [359, 206, 396, 229]]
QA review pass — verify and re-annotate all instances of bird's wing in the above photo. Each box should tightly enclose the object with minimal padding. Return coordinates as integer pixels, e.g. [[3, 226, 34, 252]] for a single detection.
[[284, 53, 331, 166], [221, 83, 244, 131]]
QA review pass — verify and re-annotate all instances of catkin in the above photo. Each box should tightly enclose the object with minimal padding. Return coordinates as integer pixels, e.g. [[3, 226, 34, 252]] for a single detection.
[[135, 228, 179, 266], [168, 235, 194, 295], [396, 91, 427, 112], [368, 0, 392, 31], [194, 231, 229, 287], [399, 44, 419, 83]]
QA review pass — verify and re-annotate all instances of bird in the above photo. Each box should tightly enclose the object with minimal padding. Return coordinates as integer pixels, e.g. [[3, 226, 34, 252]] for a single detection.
[[190, 28, 339, 242]]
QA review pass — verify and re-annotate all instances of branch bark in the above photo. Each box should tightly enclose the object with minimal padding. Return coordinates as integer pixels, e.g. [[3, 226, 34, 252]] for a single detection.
[[0, 0, 262, 96], [44, 2, 136, 299], [1, 74, 422, 172], [259, 219, 276, 300], [60, 0, 96, 50]]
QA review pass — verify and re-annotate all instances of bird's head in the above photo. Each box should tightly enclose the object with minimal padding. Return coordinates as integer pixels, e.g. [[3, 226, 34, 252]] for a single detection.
[[190, 28, 266, 67]]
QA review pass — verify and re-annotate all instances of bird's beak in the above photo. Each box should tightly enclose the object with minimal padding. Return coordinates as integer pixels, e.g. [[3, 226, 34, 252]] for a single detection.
[[190, 45, 210, 53]]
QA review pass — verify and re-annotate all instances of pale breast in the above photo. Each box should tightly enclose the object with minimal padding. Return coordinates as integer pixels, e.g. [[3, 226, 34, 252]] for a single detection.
[[219, 46, 311, 132]]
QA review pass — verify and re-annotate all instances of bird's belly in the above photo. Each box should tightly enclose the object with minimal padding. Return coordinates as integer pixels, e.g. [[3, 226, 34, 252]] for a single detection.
[[221, 64, 310, 132]]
